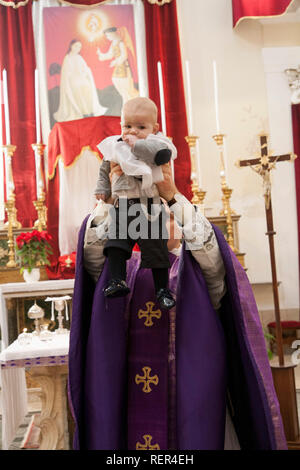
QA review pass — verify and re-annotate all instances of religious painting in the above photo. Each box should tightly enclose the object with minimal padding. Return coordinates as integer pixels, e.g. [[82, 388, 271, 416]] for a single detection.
[[43, 5, 139, 128]]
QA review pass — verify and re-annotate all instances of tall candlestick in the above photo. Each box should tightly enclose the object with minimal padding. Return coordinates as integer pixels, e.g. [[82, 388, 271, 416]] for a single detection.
[[157, 60, 174, 179], [185, 60, 194, 135], [0, 79, 4, 222], [2, 70, 10, 145], [157, 61, 167, 136], [35, 69, 41, 143], [213, 61, 220, 134]]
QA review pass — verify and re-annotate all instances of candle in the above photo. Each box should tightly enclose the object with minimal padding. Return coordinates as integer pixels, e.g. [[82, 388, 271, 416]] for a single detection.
[[213, 61, 220, 134], [157, 61, 167, 135], [0, 79, 4, 221], [34, 148, 40, 198], [185, 60, 193, 135], [35, 69, 41, 143], [157, 61, 174, 178], [2, 70, 10, 145]]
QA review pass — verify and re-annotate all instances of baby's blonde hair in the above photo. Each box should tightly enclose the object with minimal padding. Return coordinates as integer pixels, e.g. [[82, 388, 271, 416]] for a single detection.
[[121, 97, 158, 124]]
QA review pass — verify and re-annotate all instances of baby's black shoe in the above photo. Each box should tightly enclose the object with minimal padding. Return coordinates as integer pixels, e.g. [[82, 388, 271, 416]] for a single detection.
[[104, 279, 130, 298], [156, 288, 176, 310]]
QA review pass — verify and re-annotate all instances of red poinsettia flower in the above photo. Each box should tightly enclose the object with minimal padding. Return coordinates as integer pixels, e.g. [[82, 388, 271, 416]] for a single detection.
[[15, 230, 53, 273]]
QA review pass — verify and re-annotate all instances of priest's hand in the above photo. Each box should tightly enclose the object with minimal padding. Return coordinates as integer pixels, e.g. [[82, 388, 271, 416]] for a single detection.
[[109, 162, 123, 183], [156, 163, 177, 202]]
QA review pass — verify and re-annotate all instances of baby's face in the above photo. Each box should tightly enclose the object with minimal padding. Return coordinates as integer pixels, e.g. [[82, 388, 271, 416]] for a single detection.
[[121, 108, 159, 140]]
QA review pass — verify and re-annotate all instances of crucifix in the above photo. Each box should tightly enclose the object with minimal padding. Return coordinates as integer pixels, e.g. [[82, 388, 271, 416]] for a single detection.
[[236, 133, 300, 445], [236, 133, 297, 367]]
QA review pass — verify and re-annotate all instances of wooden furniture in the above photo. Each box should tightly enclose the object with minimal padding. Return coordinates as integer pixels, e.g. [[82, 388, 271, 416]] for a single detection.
[[268, 321, 300, 354], [270, 356, 300, 448]]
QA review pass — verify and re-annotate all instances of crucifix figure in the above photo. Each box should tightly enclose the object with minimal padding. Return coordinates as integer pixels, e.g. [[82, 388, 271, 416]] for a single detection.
[[236, 134, 300, 444], [236, 133, 297, 367]]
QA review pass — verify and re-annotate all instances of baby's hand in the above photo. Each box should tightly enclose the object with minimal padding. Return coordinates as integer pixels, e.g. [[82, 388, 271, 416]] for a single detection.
[[123, 135, 138, 148], [95, 194, 107, 201]]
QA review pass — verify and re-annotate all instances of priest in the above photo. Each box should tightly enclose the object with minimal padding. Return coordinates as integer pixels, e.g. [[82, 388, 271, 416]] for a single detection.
[[68, 163, 287, 450]]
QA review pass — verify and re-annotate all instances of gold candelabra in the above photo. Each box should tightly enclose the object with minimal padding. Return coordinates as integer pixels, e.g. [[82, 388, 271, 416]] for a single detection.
[[3, 144, 22, 229], [2, 144, 22, 268], [212, 133, 237, 253], [185, 135, 206, 213], [32, 143, 47, 231]]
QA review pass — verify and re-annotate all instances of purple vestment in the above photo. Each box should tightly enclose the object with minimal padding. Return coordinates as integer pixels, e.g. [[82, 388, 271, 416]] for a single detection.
[[68, 218, 287, 450]]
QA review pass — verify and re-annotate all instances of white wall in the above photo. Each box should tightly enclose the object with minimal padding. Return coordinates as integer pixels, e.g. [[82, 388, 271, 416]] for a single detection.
[[176, 0, 299, 311]]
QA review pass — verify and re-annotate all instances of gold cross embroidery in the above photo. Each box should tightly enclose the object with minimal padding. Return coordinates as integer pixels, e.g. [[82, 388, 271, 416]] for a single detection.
[[135, 366, 159, 393], [136, 434, 160, 450], [138, 302, 161, 327]]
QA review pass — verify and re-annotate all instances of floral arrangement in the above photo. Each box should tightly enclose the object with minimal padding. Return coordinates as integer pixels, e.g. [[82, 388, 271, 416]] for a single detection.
[[15, 230, 53, 273]]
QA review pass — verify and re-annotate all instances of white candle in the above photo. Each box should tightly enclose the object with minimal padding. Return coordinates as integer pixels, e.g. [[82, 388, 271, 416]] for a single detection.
[[34, 148, 40, 198], [35, 69, 41, 143], [157, 61, 174, 179], [185, 60, 193, 135], [0, 79, 4, 221], [213, 61, 220, 134], [157, 61, 167, 136], [2, 70, 10, 145]]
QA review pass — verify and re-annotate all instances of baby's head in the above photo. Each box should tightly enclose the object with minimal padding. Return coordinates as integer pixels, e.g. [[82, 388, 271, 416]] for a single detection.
[[121, 97, 159, 140]]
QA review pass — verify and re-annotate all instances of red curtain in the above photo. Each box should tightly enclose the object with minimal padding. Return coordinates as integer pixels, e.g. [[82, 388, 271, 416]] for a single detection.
[[0, 0, 37, 227], [292, 104, 300, 275], [144, 0, 192, 201], [232, 0, 294, 27]]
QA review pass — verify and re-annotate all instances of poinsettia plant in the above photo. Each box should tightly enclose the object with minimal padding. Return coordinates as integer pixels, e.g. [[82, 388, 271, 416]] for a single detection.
[[15, 230, 53, 273]]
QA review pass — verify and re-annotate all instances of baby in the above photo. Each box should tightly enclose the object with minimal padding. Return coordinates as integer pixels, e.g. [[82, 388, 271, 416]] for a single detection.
[[94, 97, 177, 309]]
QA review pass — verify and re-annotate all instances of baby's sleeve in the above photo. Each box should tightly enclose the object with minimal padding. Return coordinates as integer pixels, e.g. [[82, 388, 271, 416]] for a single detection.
[[94, 160, 111, 197]]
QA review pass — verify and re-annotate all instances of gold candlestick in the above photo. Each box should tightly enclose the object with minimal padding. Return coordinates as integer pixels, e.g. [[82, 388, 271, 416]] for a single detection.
[[212, 134, 235, 216], [212, 134, 237, 252], [32, 143, 47, 231], [2, 144, 22, 229], [5, 195, 18, 267], [33, 190, 47, 232], [2, 144, 22, 268], [185, 135, 206, 211]]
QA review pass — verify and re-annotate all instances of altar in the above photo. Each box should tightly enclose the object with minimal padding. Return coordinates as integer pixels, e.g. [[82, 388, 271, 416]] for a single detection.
[[0, 279, 74, 350], [0, 333, 70, 450], [0, 279, 74, 450]]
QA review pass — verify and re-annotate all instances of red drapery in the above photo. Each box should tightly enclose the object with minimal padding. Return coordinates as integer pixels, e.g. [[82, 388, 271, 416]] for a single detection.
[[0, 0, 37, 227], [232, 0, 294, 27], [144, 0, 192, 201], [291, 104, 300, 277]]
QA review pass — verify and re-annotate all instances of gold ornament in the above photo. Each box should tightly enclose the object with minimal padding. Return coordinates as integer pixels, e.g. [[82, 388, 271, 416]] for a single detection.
[[138, 302, 161, 327], [136, 434, 160, 450], [135, 366, 159, 393], [147, 0, 173, 5]]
